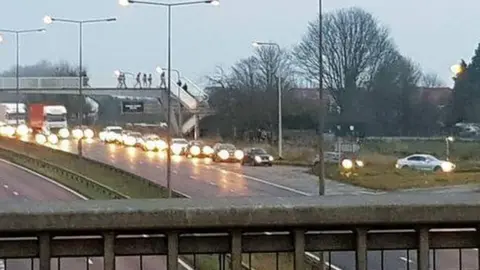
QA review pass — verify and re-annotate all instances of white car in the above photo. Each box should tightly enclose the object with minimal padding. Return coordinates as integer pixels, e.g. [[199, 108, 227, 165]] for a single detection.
[[99, 126, 123, 143], [395, 154, 455, 172], [171, 138, 189, 155]]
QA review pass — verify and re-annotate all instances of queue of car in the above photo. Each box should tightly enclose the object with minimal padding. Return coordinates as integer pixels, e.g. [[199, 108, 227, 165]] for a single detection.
[[97, 126, 275, 166]]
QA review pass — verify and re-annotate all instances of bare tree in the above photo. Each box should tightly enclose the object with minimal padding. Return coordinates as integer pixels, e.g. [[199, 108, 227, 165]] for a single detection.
[[294, 7, 396, 114], [420, 72, 445, 87]]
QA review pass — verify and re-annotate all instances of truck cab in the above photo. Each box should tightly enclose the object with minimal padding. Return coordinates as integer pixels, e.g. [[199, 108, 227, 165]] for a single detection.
[[0, 103, 26, 126], [29, 104, 68, 134]]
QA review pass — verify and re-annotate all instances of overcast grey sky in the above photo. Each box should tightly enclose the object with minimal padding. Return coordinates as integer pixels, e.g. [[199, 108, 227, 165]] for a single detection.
[[0, 0, 478, 87]]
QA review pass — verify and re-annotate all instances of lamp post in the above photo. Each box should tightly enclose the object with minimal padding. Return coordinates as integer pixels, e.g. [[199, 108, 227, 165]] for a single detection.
[[317, 0, 325, 196], [120, 0, 219, 198], [251, 41, 283, 159], [156, 66, 182, 131], [446, 136, 454, 161], [0, 28, 45, 126], [43, 15, 116, 158]]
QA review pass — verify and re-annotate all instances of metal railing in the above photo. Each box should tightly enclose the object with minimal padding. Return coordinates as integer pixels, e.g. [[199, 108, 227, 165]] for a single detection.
[[0, 193, 479, 270], [0, 77, 87, 89]]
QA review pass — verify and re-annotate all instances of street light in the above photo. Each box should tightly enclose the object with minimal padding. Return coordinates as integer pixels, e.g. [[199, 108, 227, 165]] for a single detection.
[[43, 15, 116, 158], [121, 0, 219, 198], [0, 28, 45, 126], [251, 41, 283, 159]]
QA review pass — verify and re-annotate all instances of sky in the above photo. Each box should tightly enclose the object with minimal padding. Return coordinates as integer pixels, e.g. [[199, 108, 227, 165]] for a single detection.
[[0, 0, 479, 88]]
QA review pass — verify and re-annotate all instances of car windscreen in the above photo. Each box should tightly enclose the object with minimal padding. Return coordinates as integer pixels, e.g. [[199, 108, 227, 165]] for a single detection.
[[251, 148, 267, 154], [221, 144, 236, 150], [173, 139, 188, 144]]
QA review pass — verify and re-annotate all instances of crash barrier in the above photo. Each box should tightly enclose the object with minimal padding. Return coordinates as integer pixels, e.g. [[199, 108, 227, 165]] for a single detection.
[[0, 193, 479, 270], [0, 137, 185, 198]]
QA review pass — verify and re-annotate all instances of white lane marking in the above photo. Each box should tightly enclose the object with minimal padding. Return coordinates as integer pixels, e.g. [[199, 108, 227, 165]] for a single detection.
[[88, 259, 93, 265], [142, 234, 149, 238], [399, 256, 414, 263], [305, 252, 343, 270], [0, 159, 88, 200], [3, 185, 7, 189], [12, 191, 19, 196], [0, 260, 4, 270], [173, 170, 178, 174], [0, 158, 193, 269], [208, 181, 216, 186], [208, 166, 311, 196], [189, 176, 197, 180]]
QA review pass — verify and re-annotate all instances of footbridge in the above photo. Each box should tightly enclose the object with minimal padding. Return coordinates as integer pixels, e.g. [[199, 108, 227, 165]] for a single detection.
[[0, 77, 213, 137]]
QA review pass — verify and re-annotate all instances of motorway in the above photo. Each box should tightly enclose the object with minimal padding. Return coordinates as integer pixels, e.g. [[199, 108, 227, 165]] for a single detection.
[[0, 158, 168, 270], [2, 138, 478, 269]]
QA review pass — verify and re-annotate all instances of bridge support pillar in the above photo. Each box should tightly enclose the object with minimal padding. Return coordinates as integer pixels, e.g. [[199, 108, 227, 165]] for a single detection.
[[230, 230, 242, 270], [293, 229, 305, 270], [38, 233, 51, 270], [167, 232, 179, 270], [194, 114, 200, 140], [417, 228, 430, 270], [104, 232, 116, 270], [355, 229, 367, 270]]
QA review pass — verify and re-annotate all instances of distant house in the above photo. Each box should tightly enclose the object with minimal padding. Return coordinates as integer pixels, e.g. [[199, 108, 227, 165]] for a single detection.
[[289, 87, 338, 112], [418, 87, 452, 107]]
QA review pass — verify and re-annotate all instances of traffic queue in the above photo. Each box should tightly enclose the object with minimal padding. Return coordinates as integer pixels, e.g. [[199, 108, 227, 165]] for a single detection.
[[98, 126, 275, 166]]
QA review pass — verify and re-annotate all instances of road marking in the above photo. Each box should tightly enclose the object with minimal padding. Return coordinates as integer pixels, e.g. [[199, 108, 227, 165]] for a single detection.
[[0, 259, 4, 270], [209, 181, 216, 186], [305, 252, 343, 270], [142, 234, 149, 238], [12, 191, 18, 196], [209, 167, 311, 196], [3, 185, 7, 189], [189, 176, 197, 180], [399, 256, 414, 263], [173, 170, 178, 174], [0, 158, 194, 270]]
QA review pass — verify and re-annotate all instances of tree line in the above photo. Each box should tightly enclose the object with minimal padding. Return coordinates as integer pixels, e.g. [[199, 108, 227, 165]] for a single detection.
[[202, 7, 464, 138]]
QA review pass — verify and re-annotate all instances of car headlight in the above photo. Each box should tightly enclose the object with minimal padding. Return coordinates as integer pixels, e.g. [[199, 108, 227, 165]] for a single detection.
[[234, 150, 244, 160], [190, 145, 201, 156], [254, 156, 262, 163], [72, 129, 83, 139], [84, 128, 94, 139], [218, 150, 229, 160], [269, 156, 274, 161], [341, 159, 353, 169], [171, 144, 183, 155], [58, 128, 70, 139], [202, 146, 213, 155], [47, 134, 58, 144], [35, 134, 47, 145], [16, 124, 29, 136], [156, 140, 167, 150], [124, 136, 136, 146], [441, 161, 455, 172], [145, 140, 156, 151], [99, 131, 107, 141], [4, 126, 15, 137], [355, 160, 364, 167]]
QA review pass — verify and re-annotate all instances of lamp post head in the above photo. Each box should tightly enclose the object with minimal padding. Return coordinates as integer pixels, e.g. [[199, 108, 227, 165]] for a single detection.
[[43, 16, 53, 25], [114, 70, 121, 77], [446, 136, 454, 142], [119, 0, 132, 6], [155, 66, 164, 74], [208, 0, 220, 6], [252, 41, 260, 47], [0, 35, 3, 43]]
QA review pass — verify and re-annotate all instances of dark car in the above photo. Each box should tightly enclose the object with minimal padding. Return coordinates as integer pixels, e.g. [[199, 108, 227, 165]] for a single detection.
[[185, 140, 214, 158], [241, 148, 274, 166], [212, 143, 244, 163]]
